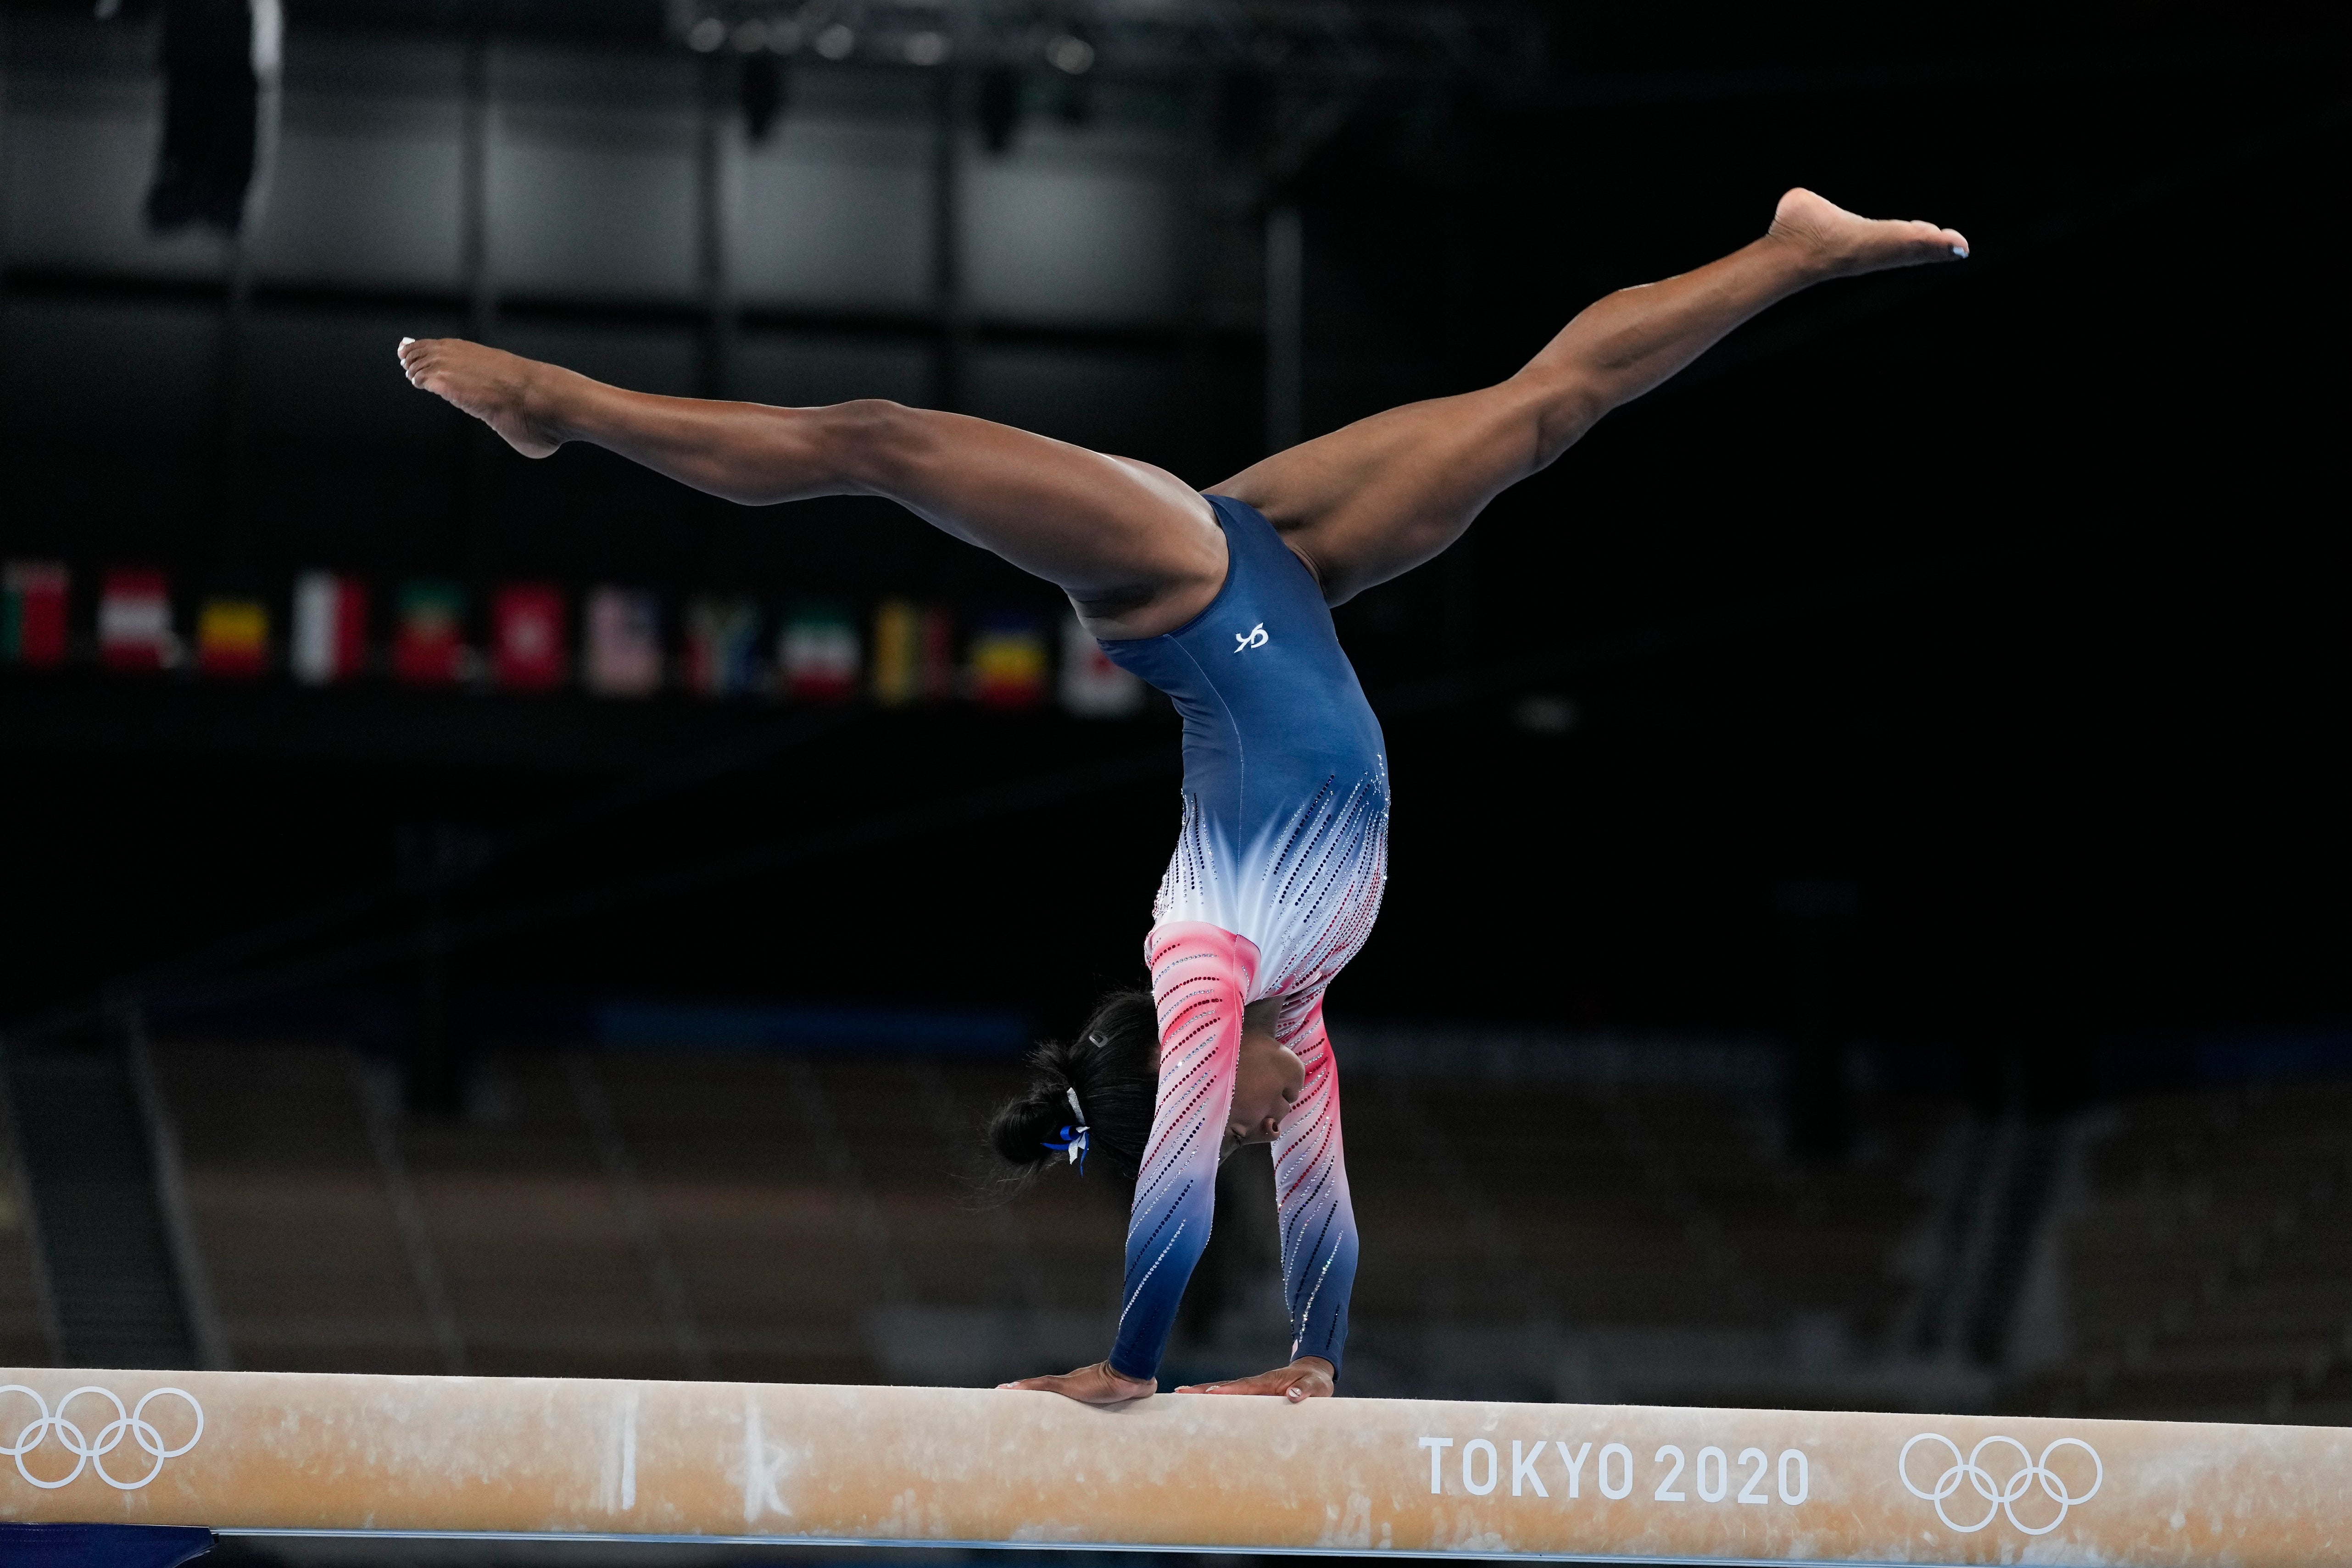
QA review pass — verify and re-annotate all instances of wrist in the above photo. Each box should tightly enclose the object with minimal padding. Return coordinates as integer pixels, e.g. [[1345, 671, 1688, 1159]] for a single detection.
[[1103, 1359, 1156, 1390]]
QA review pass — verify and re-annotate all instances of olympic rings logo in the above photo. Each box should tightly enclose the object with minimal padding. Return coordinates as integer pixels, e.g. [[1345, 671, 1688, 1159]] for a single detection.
[[1898, 1433, 2102, 1535], [0, 1385, 205, 1491]]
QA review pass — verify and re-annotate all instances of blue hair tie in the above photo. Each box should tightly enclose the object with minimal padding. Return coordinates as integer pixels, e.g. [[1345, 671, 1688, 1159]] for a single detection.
[[1042, 1086, 1089, 1172]]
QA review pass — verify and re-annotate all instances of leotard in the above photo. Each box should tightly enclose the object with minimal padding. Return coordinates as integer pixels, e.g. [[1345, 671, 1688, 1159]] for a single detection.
[[1095, 493, 1389, 1383]]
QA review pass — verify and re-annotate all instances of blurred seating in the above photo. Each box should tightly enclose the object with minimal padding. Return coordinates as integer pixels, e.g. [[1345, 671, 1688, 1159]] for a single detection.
[[2019, 1079, 2352, 1424], [0, 1105, 56, 1366], [1339, 1073, 1952, 1402], [72, 1040, 1956, 1402], [142, 1043, 1134, 1386]]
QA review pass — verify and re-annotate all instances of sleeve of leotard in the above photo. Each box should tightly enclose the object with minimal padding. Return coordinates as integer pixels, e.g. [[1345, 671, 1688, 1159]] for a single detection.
[[1105, 921, 1257, 1383], [1271, 987, 1359, 1379]]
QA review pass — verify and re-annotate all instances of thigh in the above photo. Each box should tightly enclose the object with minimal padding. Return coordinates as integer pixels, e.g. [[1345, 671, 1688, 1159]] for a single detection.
[[1207, 379, 1550, 605], [858, 405, 1225, 639]]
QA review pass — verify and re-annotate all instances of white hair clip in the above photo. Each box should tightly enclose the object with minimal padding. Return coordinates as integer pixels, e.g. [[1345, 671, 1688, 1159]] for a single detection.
[[1041, 1086, 1090, 1171]]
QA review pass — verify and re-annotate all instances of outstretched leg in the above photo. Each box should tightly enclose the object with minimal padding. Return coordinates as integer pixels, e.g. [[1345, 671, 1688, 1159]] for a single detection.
[[396, 341, 1224, 640], [1218, 189, 1970, 603]]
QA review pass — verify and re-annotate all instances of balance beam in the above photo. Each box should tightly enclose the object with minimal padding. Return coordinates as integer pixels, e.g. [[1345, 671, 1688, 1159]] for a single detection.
[[2, 1368, 2345, 1564]]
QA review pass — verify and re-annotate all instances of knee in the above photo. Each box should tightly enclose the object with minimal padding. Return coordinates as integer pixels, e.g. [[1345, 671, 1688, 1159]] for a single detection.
[[1519, 374, 1604, 470], [810, 398, 925, 491]]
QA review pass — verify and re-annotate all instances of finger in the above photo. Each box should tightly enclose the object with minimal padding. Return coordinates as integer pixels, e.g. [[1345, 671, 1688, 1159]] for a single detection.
[[1286, 1385, 1306, 1403], [1206, 1376, 1283, 1396]]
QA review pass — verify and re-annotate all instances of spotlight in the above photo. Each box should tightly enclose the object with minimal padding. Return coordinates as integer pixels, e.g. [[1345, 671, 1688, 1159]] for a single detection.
[[1046, 34, 1094, 75], [767, 19, 802, 53], [814, 23, 855, 59], [904, 30, 949, 66], [731, 19, 768, 51], [687, 16, 726, 51]]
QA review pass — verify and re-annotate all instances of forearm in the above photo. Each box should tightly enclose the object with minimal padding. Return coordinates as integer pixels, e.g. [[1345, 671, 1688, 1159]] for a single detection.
[[1108, 923, 1256, 1380], [1272, 999, 1357, 1377]]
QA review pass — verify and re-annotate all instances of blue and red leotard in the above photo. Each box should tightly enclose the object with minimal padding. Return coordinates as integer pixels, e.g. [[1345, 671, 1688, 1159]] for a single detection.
[[1095, 493, 1389, 1384]]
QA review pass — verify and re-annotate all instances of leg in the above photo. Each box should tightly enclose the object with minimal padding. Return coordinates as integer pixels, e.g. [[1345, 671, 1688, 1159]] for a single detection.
[[1217, 189, 1971, 603], [395, 341, 1223, 640]]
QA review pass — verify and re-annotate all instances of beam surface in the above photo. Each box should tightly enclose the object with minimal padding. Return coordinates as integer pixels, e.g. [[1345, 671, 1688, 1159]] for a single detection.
[[1, 1368, 2346, 1565]]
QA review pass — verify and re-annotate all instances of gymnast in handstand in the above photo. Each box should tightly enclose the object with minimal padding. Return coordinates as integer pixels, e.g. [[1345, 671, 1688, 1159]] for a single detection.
[[401, 188, 1967, 1406]]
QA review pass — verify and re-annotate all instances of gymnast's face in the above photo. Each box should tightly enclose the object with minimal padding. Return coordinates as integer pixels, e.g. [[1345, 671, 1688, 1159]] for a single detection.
[[1223, 1018, 1306, 1161]]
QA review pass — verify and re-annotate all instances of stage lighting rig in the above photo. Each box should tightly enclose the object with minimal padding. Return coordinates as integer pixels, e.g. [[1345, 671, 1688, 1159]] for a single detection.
[[663, 0, 1543, 90]]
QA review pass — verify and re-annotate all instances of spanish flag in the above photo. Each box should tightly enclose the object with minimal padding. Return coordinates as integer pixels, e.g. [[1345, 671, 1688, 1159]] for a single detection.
[[968, 611, 1047, 710], [196, 596, 270, 678]]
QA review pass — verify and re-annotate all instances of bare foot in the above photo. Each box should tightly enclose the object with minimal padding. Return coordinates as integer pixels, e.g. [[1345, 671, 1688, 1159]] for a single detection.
[[397, 337, 567, 458], [1768, 188, 1969, 279], [1174, 1357, 1334, 1401], [996, 1361, 1156, 1405]]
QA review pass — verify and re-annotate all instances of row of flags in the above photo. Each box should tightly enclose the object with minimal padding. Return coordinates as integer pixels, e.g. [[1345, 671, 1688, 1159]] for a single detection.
[[1, 562, 1146, 717]]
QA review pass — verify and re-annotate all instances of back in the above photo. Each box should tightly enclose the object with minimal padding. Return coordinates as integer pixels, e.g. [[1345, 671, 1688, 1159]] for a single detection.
[[1098, 495, 1389, 999]]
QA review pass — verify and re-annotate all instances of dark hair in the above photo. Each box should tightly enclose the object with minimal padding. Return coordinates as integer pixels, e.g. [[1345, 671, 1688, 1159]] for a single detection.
[[987, 990, 1159, 1185]]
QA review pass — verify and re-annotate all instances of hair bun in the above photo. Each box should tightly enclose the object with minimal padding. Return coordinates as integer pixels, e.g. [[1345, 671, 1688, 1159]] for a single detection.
[[988, 1075, 1074, 1168], [984, 989, 1157, 1190]]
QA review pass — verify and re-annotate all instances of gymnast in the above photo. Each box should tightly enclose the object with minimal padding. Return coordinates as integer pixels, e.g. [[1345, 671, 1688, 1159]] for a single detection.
[[399, 188, 1967, 1407]]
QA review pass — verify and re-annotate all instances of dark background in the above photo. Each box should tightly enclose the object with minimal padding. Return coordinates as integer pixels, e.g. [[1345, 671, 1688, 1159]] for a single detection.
[[3, 0, 2345, 1100]]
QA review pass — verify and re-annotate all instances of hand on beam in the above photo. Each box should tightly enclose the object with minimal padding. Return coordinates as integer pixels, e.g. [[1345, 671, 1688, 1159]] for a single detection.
[[996, 1360, 1158, 1404], [1176, 1357, 1335, 1402]]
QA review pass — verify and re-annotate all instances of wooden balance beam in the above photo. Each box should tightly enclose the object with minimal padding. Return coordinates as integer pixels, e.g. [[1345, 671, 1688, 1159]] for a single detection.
[[2, 1367, 2346, 1564]]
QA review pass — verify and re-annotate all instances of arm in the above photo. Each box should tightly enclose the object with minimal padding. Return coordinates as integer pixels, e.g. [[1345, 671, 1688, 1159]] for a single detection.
[[1272, 992, 1357, 1373], [996, 921, 1259, 1403], [1105, 923, 1259, 1380], [1176, 987, 1354, 1400]]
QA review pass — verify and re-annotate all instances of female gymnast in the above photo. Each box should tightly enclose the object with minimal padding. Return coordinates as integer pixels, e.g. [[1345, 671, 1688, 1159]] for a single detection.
[[400, 187, 1967, 1407]]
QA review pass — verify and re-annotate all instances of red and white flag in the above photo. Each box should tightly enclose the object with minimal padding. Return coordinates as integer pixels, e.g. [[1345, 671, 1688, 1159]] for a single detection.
[[291, 571, 369, 685], [99, 568, 177, 672], [1060, 612, 1143, 717], [585, 587, 662, 697], [492, 582, 568, 692]]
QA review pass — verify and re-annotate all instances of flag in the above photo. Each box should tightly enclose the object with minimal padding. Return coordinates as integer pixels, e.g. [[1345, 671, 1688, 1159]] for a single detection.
[[195, 596, 269, 678], [290, 571, 368, 685], [491, 582, 567, 692], [684, 596, 763, 697], [99, 568, 176, 672], [1060, 612, 1144, 717], [779, 600, 859, 701], [969, 610, 1048, 709], [584, 586, 663, 697], [869, 599, 955, 706], [392, 580, 468, 686], [2, 561, 69, 667]]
